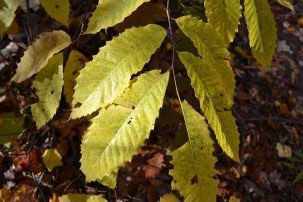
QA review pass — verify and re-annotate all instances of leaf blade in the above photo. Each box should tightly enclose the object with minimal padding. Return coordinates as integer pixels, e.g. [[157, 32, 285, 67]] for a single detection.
[[71, 24, 166, 119], [80, 70, 169, 187], [40, 0, 69, 25], [170, 101, 217, 202], [12, 30, 71, 82], [176, 15, 230, 60], [0, 0, 19, 38], [85, 0, 149, 34], [204, 0, 241, 43], [31, 54, 63, 128], [178, 51, 239, 160], [244, 0, 277, 68]]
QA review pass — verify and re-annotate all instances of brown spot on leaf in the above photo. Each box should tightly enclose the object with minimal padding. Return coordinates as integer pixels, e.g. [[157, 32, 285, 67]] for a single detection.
[[191, 175, 198, 185]]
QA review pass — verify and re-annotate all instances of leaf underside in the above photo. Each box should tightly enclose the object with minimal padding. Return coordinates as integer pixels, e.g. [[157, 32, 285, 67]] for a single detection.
[[179, 51, 239, 161], [85, 0, 149, 34], [31, 54, 63, 129], [80, 70, 169, 188], [71, 24, 166, 119], [12, 30, 71, 82], [204, 0, 241, 44], [170, 101, 217, 202], [244, 0, 277, 68]]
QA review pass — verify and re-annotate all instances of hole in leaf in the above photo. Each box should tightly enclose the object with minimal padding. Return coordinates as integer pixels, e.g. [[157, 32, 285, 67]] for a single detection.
[[51, 90, 54, 95], [55, 4, 59, 9], [190, 175, 198, 185]]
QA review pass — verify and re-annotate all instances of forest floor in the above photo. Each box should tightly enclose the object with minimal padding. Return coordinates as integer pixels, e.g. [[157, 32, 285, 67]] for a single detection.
[[0, 0, 303, 201]]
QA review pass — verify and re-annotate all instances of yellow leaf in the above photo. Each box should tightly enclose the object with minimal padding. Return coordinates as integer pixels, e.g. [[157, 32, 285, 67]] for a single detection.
[[42, 148, 62, 171], [59, 194, 107, 202], [0, 0, 19, 38], [12, 30, 71, 83], [85, 0, 149, 34], [114, 1, 166, 32], [71, 24, 166, 119], [31, 54, 63, 128], [276, 0, 294, 11], [176, 16, 235, 110], [40, 0, 69, 25], [64, 50, 88, 106], [160, 193, 179, 202], [80, 70, 169, 188], [170, 101, 217, 202], [204, 0, 241, 43], [178, 52, 239, 161], [244, 0, 277, 68]]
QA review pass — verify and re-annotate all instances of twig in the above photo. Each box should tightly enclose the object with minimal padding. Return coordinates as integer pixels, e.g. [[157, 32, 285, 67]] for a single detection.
[[25, 0, 33, 44], [166, 0, 181, 103]]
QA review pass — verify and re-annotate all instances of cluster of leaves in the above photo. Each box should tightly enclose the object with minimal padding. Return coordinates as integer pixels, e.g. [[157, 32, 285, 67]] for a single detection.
[[0, 0, 294, 201]]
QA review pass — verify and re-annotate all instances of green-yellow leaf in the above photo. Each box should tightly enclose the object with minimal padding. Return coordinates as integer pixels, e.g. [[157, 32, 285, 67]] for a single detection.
[[170, 101, 217, 202], [0, 0, 19, 38], [0, 112, 24, 144], [31, 54, 63, 128], [59, 194, 107, 202], [204, 0, 241, 43], [244, 0, 277, 68], [179, 51, 239, 161], [64, 50, 88, 106], [85, 0, 149, 34], [176, 15, 230, 60], [71, 24, 166, 119], [276, 0, 294, 11], [80, 70, 169, 187], [42, 148, 62, 171], [160, 193, 179, 202], [40, 0, 69, 25], [12, 30, 71, 83], [176, 15, 235, 110]]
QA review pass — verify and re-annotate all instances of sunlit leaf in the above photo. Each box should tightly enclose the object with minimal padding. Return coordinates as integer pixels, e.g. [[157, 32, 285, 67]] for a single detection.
[[244, 0, 277, 68], [204, 0, 241, 43], [170, 101, 217, 202], [159, 193, 179, 202], [59, 194, 107, 202], [85, 0, 149, 34], [40, 0, 69, 25], [80, 70, 169, 188], [179, 51, 239, 160], [64, 50, 88, 106], [276, 0, 294, 11], [71, 24, 166, 119], [31, 54, 63, 128], [42, 148, 62, 171], [176, 15, 230, 60], [0, 0, 19, 38], [176, 16, 234, 111], [12, 30, 71, 82]]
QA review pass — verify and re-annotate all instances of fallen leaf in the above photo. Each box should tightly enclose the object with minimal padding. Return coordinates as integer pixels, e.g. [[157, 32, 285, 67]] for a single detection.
[[275, 142, 292, 158]]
